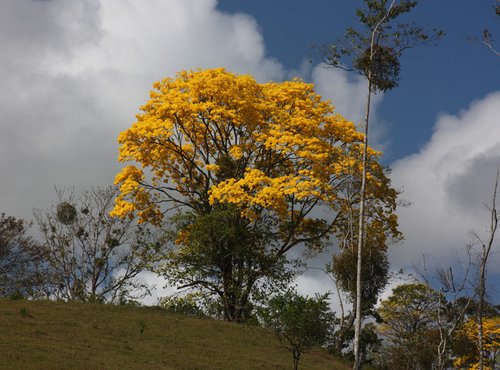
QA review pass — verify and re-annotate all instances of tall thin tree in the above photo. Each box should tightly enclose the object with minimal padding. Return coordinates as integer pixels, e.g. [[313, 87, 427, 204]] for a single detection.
[[316, 1, 443, 368], [470, 171, 499, 370]]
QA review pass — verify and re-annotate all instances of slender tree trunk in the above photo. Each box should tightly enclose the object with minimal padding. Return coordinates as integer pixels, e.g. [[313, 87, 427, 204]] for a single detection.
[[222, 255, 235, 322], [352, 3, 397, 367], [478, 261, 485, 370], [476, 170, 499, 370], [293, 350, 300, 370], [353, 76, 372, 370]]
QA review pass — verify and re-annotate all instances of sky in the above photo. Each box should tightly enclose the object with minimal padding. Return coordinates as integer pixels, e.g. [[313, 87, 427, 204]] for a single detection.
[[1, 0, 499, 304]]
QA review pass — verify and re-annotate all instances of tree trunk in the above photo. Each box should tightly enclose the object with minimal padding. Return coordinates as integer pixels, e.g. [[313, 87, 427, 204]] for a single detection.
[[476, 171, 498, 370], [293, 349, 301, 370], [477, 262, 485, 370], [222, 253, 235, 322], [353, 69, 373, 370], [353, 2, 397, 365]]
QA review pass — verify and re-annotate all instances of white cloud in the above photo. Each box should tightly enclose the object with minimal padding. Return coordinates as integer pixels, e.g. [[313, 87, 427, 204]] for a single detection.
[[311, 63, 388, 150], [139, 271, 176, 306], [55, 0, 284, 82], [294, 269, 350, 316], [390, 92, 500, 274], [0, 0, 284, 220]]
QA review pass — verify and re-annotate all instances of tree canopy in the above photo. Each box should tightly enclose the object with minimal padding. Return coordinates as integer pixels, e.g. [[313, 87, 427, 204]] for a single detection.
[[259, 291, 335, 370], [113, 68, 397, 246], [375, 283, 443, 369], [454, 316, 500, 369], [111, 68, 399, 321], [0, 213, 43, 298]]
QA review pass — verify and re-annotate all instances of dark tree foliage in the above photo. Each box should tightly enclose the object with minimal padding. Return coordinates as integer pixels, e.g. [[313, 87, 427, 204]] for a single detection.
[[259, 291, 334, 370], [317, 0, 444, 92], [331, 239, 389, 311], [156, 206, 300, 323], [374, 284, 443, 369], [326, 165, 399, 355], [0, 213, 44, 298]]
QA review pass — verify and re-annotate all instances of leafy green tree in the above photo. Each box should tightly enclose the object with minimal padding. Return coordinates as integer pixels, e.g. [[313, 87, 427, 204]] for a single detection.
[[259, 291, 334, 370], [316, 2, 443, 366], [324, 164, 399, 356], [332, 239, 388, 312], [327, 242, 388, 358], [34, 186, 156, 303], [0, 213, 44, 298], [375, 283, 443, 369], [155, 206, 298, 322]]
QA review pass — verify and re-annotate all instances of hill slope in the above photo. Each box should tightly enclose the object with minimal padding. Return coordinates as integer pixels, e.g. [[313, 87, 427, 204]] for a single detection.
[[0, 299, 349, 369]]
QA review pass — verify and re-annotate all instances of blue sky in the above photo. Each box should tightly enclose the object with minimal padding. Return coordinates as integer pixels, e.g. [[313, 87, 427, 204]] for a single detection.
[[0, 0, 499, 303], [218, 0, 500, 161]]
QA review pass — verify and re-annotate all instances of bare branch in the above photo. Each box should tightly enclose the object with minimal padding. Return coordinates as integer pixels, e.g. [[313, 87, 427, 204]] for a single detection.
[[467, 35, 500, 57]]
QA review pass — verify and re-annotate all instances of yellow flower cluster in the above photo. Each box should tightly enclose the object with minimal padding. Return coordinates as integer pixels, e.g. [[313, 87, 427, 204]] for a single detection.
[[453, 317, 500, 369], [228, 145, 243, 160], [111, 68, 382, 224]]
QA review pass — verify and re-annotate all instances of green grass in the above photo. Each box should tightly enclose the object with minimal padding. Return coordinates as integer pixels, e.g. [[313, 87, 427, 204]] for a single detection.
[[0, 299, 350, 369]]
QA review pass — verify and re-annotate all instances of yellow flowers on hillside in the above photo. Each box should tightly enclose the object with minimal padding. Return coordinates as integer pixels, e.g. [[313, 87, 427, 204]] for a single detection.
[[112, 68, 394, 237]]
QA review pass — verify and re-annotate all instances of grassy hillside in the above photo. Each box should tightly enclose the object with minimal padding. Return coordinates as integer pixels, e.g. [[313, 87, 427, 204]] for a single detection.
[[0, 299, 350, 369]]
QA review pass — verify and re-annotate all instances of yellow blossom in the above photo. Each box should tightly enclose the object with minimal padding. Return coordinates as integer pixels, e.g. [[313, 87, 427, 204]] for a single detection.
[[111, 68, 394, 230]]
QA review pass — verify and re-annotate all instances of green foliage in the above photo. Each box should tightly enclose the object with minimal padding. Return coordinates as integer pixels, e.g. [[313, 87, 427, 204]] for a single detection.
[[159, 294, 205, 317], [259, 291, 335, 370], [358, 323, 382, 366], [331, 237, 389, 311], [0, 213, 44, 298], [155, 206, 301, 323], [326, 168, 397, 355], [8, 291, 25, 301], [19, 307, 31, 318], [378, 283, 441, 331], [374, 283, 443, 369], [315, 3, 442, 366]]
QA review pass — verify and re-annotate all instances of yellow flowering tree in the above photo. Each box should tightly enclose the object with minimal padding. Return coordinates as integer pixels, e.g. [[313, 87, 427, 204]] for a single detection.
[[454, 316, 500, 370], [375, 284, 443, 369], [112, 68, 398, 322]]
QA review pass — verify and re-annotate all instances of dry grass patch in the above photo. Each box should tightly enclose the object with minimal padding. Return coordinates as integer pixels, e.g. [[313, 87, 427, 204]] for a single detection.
[[0, 299, 350, 369]]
